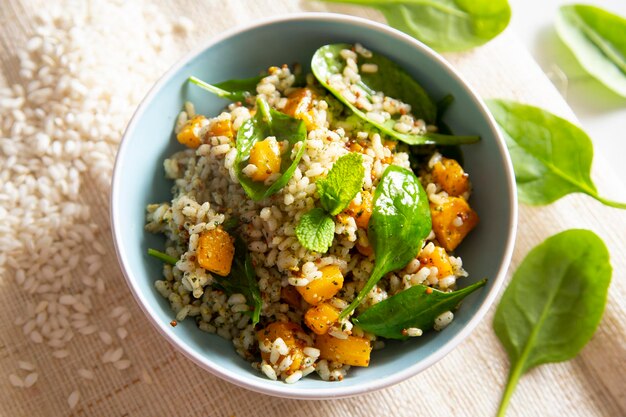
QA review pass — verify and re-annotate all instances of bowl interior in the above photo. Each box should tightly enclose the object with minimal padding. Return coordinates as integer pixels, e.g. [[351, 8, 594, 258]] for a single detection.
[[112, 15, 515, 398]]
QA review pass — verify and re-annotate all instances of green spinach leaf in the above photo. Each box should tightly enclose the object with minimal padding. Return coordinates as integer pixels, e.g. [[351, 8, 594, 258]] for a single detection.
[[311, 44, 480, 146], [295, 208, 336, 253], [493, 229, 611, 417], [486, 99, 626, 209], [235, 97, 307, 201], [147, 248, 178, 266], [212, 238, 262, 326], [354, 279, 486, 339], [189, 74, 264, 102], [340, 165, 431, 319], [556, 5, 626, 98], [317, 153, 365, 215], [319, 1, 511, 52]]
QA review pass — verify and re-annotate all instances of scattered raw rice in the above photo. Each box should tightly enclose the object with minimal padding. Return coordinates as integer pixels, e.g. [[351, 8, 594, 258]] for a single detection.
[[99, 331, 113, 345], [9, 374, 24, 388], [18, 361, 35, 371], [52, 350, 70, 359], [114, 359, 132, 370], [67, 390, 80, 410], [1, 0, 188, 406], [116, 327, 128, 340], [77, 368, 95, 380], [24, 372, 39, 388]]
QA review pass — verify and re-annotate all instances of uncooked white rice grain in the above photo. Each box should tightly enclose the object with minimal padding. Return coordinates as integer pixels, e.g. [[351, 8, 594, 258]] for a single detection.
[[118, 312, 131, 326], [23, 372, 38, 388], [110, 306, 127, 318], [67, 390, 80, 409], [30, 331, 43, 344], [98, 331, 113, 345], [18, 360, 35, 371], [116, 327, 128, 340], [9, 374, 24, 388], [53, 350, 70, 359], [77, 368, 95, 380], [78, 325, 97, 335], [108, 347, 124, 363]]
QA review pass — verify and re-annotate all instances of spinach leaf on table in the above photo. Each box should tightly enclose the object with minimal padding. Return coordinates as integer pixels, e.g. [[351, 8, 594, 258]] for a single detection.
[[486, 99, 626, 209], [189, 74, 265, 102], [354, 279, 486, 339], [556, 5, 626, 98], [493, 229, 611, 417], [318, 0, 511, 52], [311, 44, 480, 146], [235, 97, 307, 201], [211, 237, 262, 327], [340, 165, 431, 319]]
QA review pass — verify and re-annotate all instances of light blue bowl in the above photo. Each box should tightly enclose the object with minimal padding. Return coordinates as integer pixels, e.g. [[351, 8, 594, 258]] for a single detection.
[[111, 13, 517, 399]]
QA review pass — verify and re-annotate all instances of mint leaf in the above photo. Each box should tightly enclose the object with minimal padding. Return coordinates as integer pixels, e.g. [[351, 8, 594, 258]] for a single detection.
[[295, 208, 335, 253], [317, 153, 365, 215]]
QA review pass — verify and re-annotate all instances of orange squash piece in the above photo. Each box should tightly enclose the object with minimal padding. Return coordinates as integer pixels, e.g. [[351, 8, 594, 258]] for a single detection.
[[344, 191, 373, 229], [282, 88, 317, 130], [176, 115, 207, 148], [431, 157, 469, 197], [430, 197, 479, 252], [196, 227, 235, 276], [315, 333, 371, 367], [419, 246, 454, 278], [304, 303, 340, 335], [249, 137, 282, 182], [208, 118, 233, 139], [296, 265, 344, 305], [257, 321, 306, 372]]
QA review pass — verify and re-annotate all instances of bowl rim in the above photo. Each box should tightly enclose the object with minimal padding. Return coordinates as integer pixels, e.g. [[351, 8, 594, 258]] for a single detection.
[[111, 12, 518, 400]]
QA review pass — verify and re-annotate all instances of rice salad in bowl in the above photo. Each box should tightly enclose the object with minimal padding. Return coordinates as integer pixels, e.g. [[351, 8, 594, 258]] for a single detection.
[[144, 42, 485, 384]]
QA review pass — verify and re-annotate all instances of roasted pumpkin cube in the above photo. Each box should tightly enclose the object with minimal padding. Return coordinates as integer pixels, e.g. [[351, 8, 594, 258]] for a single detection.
[[304, 303, 340, 335], [432, 157, 469, 197], [176, 115, 207, 148], [208, 118, 233, 139], [344, 191, 373, 229], [196, 227, 235, 276], [248, 137, 282, 182], [315, 333, 371, 367], [296, 265, 344, 305], [257, 321, 306, 372], [283, 88, 317, 130], [419, 246, 454, 278], [430, 197, 479, 252]]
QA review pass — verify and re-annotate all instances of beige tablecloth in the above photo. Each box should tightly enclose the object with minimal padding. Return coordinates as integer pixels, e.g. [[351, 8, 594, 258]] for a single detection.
[[1, 1, 625, 416]]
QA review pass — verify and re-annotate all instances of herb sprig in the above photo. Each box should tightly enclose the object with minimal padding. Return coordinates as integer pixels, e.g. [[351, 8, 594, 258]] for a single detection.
[[296, 153, 365, 253]]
